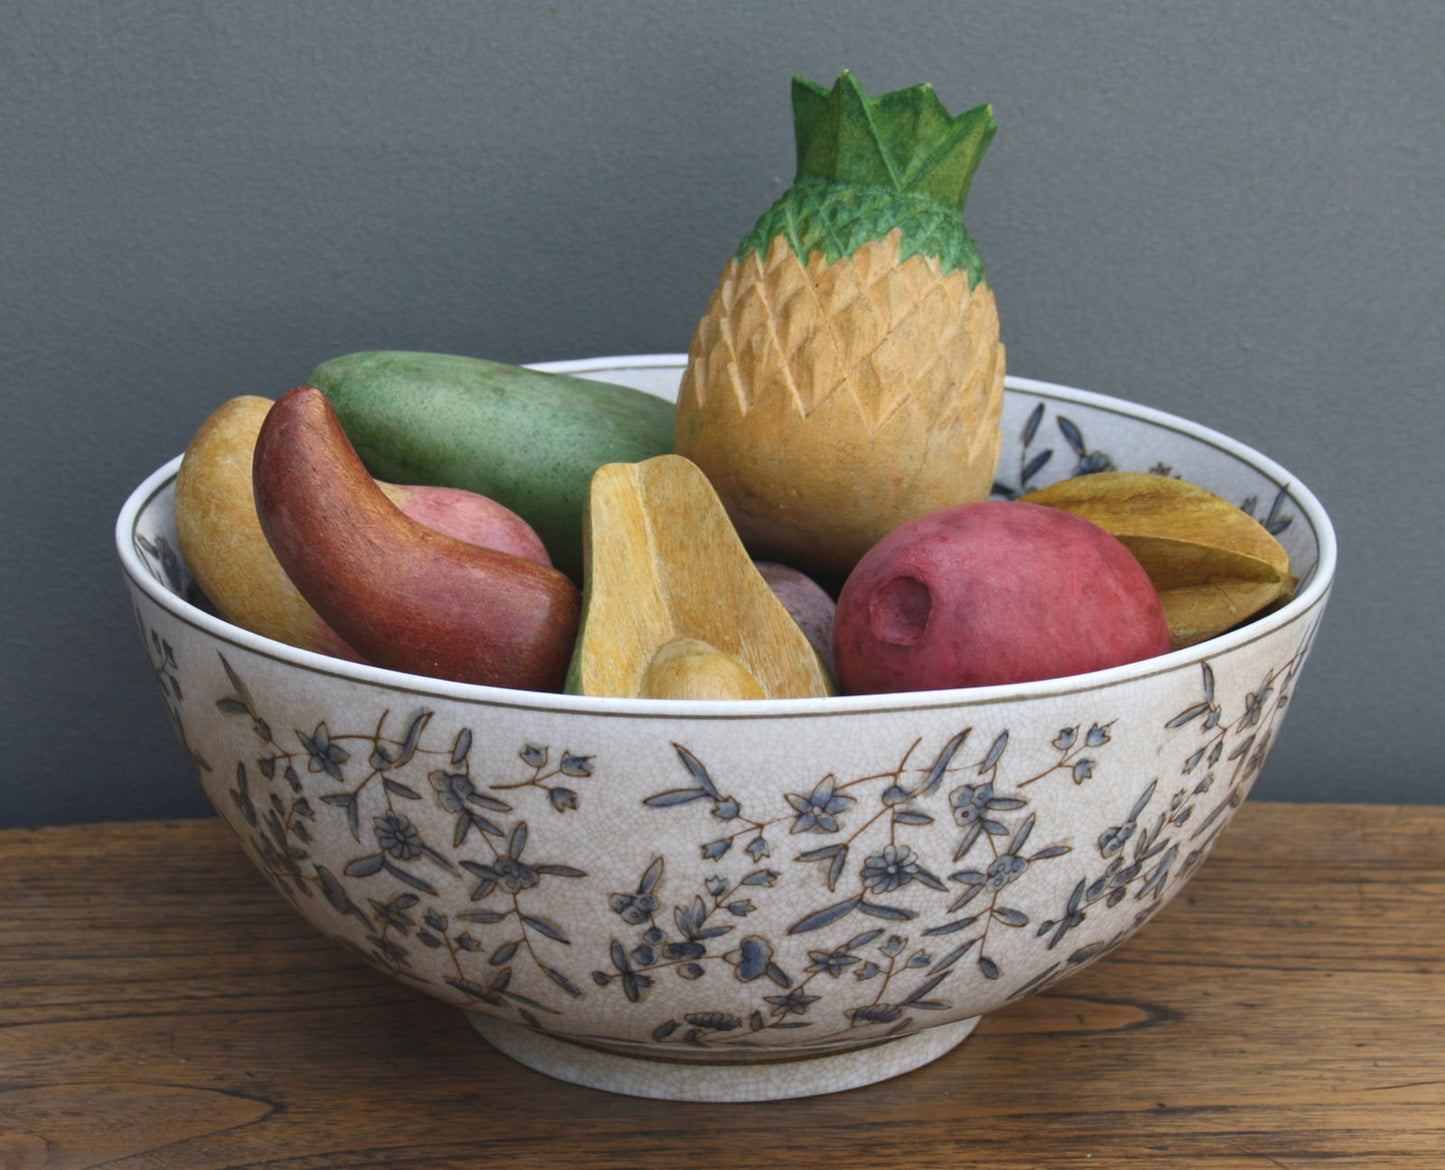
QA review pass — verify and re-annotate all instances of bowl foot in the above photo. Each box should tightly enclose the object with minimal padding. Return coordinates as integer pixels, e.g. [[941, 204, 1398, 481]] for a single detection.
[[464, 1013, 980, 1101]]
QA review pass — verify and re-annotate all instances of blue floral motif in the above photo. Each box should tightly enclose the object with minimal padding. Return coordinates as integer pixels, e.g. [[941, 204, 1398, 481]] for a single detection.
[[1014, 654, 1307, 998], [133, 533, 186, 595], [861, 845, 940, 894], [375, 813, 423, 859], [489, 743, 595, 814], [990, 405, 1296, 542], [785, 775, 854, 834], [766, 991, 820, 1016], [299, 723, 349, 779], [139, 612, 1317, 1051], [190, 652, 595, 1022], [993, 406, 1119, 498], [725, 936, 791, 986], [620, 729, 1078, 1039], [948, 781, 1025, 860], [468, 851, 538, 895], [1240, 485, 1295, 537], [806, 947, 861, 978]]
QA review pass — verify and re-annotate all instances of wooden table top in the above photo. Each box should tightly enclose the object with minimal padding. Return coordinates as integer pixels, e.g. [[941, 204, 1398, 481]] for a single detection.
[[2, 801, 1441, 1169]]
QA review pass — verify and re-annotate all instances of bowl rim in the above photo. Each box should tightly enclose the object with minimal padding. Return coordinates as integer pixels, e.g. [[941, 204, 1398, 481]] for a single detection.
[[117, 357, 1337, 719]]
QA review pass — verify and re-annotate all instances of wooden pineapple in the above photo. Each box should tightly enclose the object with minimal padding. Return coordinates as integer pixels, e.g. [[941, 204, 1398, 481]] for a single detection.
[[676, 72, 1005, 578]]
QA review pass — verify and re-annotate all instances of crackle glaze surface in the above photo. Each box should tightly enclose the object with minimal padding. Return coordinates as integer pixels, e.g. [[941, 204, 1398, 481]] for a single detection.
[[117, 360, 1334, 1098]]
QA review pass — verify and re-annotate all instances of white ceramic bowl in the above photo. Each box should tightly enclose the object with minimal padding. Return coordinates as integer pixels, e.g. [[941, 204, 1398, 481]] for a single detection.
[[116, 355, 1335, 1101]]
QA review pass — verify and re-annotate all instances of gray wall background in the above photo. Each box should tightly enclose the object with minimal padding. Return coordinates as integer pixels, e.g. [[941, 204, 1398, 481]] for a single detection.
[[3, 1, 1440, 827]]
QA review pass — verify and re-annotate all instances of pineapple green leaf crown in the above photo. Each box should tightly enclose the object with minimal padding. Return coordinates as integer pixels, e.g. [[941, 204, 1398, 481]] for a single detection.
[[792, 72, 996, 208], [736, 72, 997, 284]]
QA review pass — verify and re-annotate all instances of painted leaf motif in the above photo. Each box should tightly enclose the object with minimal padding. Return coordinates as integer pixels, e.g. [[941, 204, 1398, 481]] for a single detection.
[[859, 901, 917, 921], [924, 915, 980, 937], [344, 853, 385, 878], [521, 915, 571, 944], [645, 788, 713, 808], [218, 654, 257, 714], [673, 743, 722, 799], [545, 968, 582, 998], [789, 896, 862, 935], [1022, 448, 1053, 485], [1168, 702, 1212, 728], [920, 729, 970, 795], [905, 970, 954, 1005], [451, 728, 472, 764], [929, 937, 979, 970], [979, 731, 1009, 773], [382, 861, 437, 895], [390, 710, 433, 768], [798, 843, 850, 891], [1057, 416, 1087, 456], [1022, 402, 1045, 446]]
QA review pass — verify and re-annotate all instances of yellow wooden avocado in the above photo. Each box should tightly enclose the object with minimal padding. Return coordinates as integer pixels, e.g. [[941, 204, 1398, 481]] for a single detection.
[[567, 455, 833, 700]]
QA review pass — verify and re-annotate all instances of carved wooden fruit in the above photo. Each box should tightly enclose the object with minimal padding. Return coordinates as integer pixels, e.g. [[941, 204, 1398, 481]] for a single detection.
[[307, 350, 676, 583], [675, 72, 1005, 577], [376, 482, 551, 567], [755, 560, 837, 674], [639, 637, 769, 701], [1022, 471, 1297, 649], [566, 454, 833, 700], [833, 501, 1171, 694], [177, 395, 360, 660], [175, 395, 553, 661], [253, 387, 581, 691]]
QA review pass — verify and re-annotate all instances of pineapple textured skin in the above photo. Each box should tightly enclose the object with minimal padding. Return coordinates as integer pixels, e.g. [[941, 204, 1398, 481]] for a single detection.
[[676, 229, 1004, 577], [738, 179, 986, 285]]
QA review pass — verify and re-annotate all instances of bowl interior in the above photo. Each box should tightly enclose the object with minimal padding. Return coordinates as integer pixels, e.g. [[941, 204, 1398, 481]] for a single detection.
[[124, 357, 1334, 655]]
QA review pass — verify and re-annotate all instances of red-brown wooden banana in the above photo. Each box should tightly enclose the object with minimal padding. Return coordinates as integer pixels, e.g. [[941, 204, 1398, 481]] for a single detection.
[[253, 385, 581, 691]]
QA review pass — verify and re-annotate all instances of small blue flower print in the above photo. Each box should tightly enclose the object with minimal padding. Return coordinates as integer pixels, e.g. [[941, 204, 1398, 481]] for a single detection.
[[725, 936, 791, 987], [182, 628, 1313, 1045], [487, 856, 540, 893], [609, 891, 658, 926], [1073, 450, 1115, 476], [299, 723, 349, 779], [375, 814, 423, 860], [861, 845, 925, 894], [764, 991, 819, 1015], [807, 948, 861, 978], [786, 775, 854, 834], [984, 852, 1029, 891]]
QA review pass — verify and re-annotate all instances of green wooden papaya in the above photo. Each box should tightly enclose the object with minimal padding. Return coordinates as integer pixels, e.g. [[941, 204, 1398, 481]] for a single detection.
[[306, 351, 675, 581]]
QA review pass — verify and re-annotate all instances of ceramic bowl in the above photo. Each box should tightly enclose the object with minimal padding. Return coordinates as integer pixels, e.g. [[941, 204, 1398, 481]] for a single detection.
[[115, 355, 1335, 1101]]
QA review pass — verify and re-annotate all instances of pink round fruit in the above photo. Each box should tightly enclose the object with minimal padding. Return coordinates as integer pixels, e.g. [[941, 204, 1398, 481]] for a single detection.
[[381, 482, 552, 567], [833, 500, 1170, 694]]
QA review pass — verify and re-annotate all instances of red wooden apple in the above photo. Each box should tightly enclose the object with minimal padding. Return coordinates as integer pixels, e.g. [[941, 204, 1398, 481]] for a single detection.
[[833, 501, 1170, 694]]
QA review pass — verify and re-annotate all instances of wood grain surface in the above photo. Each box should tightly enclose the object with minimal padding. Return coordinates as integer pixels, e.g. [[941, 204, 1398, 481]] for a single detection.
[[1, 803, 1441, 1169], [569, 454, 830, 700]]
